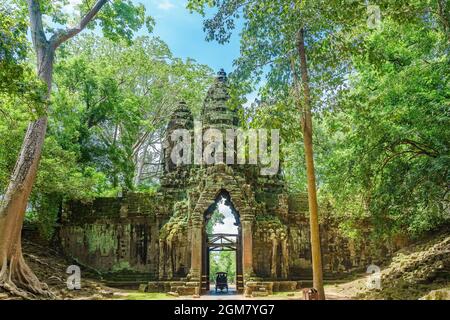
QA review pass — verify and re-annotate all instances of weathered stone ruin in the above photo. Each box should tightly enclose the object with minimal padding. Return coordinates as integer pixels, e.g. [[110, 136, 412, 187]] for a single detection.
[[60, 70, 396, 296]]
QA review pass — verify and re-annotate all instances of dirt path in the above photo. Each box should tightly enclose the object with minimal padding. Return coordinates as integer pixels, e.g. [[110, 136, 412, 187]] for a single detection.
[[324, 277, 370, 300]]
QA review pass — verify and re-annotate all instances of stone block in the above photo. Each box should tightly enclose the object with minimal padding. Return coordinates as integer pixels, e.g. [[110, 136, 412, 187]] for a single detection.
[[167, 291, 179, 297], [146, 282, 161, 292], [138, 284, 148, 292], [252, 291, 269, 297], [185, 281, 200, 287], [175, 286, 197, 296]]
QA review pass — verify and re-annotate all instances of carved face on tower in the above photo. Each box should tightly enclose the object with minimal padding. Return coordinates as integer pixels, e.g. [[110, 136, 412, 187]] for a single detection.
[[163, 101, 193, 173], [201, 69, 239, 130]]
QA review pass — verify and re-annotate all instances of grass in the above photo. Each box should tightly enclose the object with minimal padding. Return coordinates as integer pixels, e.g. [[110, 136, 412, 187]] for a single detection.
[[117, 292, 174, 300], [271, 291, 301, 297]]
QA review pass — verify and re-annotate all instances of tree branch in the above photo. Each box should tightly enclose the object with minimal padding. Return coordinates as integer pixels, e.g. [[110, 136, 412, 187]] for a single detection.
[[50, 0, 108, 49], [27, 0, 47, 49], [398, 139, 439, 158]]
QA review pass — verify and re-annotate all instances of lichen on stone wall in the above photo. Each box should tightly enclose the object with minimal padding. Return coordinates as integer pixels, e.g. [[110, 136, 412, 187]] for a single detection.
[[158, 200, 191, 279], [160, 200, 189, 239], [255, 215, 288, 241], [85, 224, 118, 255]]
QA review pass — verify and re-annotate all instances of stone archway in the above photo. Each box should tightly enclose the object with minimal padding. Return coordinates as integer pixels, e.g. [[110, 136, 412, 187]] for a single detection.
[[187, 167, 256, 295], [200, 189, 243, 294]]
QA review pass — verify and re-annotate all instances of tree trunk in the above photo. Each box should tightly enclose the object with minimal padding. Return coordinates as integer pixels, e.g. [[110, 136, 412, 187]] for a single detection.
[[134, 140, 149, 186], [0, 50, 53, 297], [296, 28, 325, 300]]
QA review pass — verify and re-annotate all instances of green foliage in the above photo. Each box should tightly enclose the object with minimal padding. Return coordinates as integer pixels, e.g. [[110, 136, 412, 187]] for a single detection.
[[135, 184, 159, 195], [88, 0, 152, 44], [319, 18, 450, 239], [0, 101, 29, 190], [25, 0, 151, 44], [51, 35, 212, 189], [26, 194, 59, 240], [189, 0, 450, 242], [206, 208, 225, 234], [210, 251, 236, 283], [2, 0, 448, 244], [1, 0, 154, 240], [1, 3, 211, 238]]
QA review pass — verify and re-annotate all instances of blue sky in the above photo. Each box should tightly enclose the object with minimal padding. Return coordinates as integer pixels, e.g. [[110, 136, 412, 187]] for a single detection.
[[140, 0, 242, 74], [63, 0, 242, 73], [64, 0, 258, 104], [139, 1, 261, 106], [139, 1, 261, 105]]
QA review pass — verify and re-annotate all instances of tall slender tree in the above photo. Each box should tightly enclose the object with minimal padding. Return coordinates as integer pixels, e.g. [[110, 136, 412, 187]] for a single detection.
[[295, 27, 324, 299], [186, 1, 449, 300]]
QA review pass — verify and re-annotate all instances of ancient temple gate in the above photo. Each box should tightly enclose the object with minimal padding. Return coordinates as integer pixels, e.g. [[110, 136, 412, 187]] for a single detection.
[[60, 70, 383, 296], [157, 69, 287, 294]]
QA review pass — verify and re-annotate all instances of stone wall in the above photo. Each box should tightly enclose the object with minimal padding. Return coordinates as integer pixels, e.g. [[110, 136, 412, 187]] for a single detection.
[[60, 190, 396, 281], [249, 193, 399, 280], [60, 193, 172, 279]]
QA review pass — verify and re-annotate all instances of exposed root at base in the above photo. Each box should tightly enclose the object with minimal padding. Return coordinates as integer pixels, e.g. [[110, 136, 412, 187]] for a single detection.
[[0, 256, 55, 299]]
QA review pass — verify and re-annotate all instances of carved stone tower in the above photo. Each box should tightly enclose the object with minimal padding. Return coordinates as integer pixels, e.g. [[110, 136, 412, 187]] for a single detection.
[[157, 69, 295, 293]]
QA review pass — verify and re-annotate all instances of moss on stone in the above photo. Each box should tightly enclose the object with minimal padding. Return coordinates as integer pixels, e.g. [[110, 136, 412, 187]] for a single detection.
[[255, 215, 288, 241], [112, 261, 132, 272], [160, 200, 189, 239], [85, 224, 118, 255]]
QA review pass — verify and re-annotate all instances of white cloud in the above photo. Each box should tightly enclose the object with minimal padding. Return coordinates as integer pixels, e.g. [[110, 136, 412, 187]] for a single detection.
[[213, 203, 239, 234], [157, 0, 176, 11], [62, 0, 82, 15]]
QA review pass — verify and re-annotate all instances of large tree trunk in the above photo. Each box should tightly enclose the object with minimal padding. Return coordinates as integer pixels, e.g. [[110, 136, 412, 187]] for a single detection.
[[0, 0, 54, 299], [0, 117, 50, 298], [296, 28, 325, 300], [0, 57, 53, 298]]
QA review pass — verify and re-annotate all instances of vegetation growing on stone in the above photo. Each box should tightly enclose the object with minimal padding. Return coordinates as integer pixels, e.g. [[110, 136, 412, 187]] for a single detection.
[[255, 215, 288, 241]]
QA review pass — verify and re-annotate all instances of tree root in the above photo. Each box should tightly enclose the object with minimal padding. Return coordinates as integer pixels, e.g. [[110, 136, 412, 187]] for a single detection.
[[0, 256, 55, 299]]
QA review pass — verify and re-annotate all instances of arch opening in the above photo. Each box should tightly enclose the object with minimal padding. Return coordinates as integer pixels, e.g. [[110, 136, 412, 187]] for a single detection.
[[201, 189, 243, 294]]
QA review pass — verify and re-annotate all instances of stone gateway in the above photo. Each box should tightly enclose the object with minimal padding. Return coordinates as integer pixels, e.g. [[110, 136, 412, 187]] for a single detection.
[[60, 70, 393, 296]]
